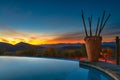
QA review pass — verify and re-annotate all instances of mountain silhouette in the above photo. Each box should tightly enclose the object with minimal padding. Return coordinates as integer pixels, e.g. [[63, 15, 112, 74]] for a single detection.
[[40, 43, 82, 48], [0, 42, 14, 51], [0, 42, 116, 52], [102, 42, 116, 49], [14, 42, 35, 51]]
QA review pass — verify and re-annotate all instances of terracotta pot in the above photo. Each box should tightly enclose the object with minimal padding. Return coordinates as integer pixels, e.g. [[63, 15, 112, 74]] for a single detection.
[[84, 36, 102, 62]]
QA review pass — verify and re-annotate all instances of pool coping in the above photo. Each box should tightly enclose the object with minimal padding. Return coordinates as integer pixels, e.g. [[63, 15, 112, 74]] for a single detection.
[[80, 61, 120, 80]]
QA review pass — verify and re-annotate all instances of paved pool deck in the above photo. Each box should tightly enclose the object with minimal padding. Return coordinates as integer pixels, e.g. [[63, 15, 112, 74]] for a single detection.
[[80, 61, 120, 80]]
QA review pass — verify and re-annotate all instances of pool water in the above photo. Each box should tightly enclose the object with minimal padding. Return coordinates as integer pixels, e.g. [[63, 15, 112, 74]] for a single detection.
[[0, 56, 113, 80]]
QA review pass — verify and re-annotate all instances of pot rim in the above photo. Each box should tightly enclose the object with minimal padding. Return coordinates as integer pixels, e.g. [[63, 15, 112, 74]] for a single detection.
[[84, 36, 102, 41]]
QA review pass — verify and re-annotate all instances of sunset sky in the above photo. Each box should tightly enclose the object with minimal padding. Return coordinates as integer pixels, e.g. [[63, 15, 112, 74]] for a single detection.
[[0, 0, 120, 45]]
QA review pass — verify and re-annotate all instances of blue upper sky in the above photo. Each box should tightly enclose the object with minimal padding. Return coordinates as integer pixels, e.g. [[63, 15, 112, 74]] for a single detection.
[[0, 0, 120, 44]]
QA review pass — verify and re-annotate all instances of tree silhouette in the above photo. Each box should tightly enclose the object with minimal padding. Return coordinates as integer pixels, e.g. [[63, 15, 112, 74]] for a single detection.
[[80, 44, 87, 57], [0, 48, 6, 55], [42, 48, 56, 57], [16, 47, 37, 56]]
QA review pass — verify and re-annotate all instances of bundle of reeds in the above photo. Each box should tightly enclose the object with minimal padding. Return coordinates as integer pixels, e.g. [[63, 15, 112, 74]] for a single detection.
[[81, 10, 111, 37]]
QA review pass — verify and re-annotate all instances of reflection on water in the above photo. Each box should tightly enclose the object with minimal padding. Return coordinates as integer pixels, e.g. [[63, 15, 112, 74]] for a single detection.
[[0, 56, 113, 80], [80, 64, 113, 80], [88, 68, 101, 80]]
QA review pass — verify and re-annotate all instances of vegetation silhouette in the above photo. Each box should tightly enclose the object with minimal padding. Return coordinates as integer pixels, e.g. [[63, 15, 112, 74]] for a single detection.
[[0, 42, 115, 61]]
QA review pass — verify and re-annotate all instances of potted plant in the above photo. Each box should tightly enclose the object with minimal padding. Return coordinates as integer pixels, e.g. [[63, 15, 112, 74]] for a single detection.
[[81, 10, 111, 62]]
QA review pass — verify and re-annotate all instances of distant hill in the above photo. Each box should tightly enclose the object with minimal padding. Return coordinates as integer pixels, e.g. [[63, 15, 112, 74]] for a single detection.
[[61, 46, 81, 50], [102, 42, 116, 46], [0, 42, 44, 52], [102, 42, 116, 50], [14, 42, 35, 51], [40, 43, 82, 48], [0, 42, 14, 51], [0, 42, 116, 52]]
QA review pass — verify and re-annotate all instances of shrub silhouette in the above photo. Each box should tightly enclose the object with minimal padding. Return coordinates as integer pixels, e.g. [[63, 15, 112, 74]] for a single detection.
[[15, 47, 37, 56], [42, 48, 56, 57], [0, 48, 6, 55]]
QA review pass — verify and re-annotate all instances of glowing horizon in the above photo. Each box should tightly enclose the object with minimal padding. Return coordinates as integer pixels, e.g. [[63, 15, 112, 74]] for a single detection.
[[0, 31, 84, 45], [0, 25, 118, 45], [0, 26, 117, 45], [0, 30, 116, 45], [0, 38, 115, 45], [0, 38, 116, 45]]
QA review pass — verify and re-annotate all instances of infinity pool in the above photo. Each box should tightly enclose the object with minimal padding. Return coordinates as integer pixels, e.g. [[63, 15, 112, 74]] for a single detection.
[[0, 56, 113, 80]]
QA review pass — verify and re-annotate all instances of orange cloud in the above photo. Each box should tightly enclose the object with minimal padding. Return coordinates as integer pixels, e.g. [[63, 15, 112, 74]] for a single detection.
[[0, 38, 9, 42], [44, 32, 84, 44]]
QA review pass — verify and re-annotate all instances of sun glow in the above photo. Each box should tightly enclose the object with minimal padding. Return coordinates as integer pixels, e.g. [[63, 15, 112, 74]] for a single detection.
[[0, 38, 47, 45], [0, 36, 114, 45], [0, 37, 84, 45]]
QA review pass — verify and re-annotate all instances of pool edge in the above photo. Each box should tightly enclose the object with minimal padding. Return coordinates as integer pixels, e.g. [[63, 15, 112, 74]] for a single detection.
[[80, 61, 120, 80]]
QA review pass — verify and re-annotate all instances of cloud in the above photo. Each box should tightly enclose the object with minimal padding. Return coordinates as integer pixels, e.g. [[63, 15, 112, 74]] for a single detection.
[[43, 31, 85, 44], [108, 24, 120, 29], [53, 31, 84, 40], [0, 38, 9, 42], [103, 31, 120, 35], [93, 23, 119, 36], [102, 24, 120, 36], [0, 25, 29, 37]]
